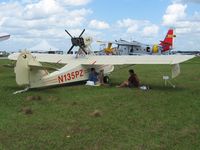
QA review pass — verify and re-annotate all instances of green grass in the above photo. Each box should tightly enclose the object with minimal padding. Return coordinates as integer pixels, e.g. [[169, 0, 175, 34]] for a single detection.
[[0, 58, 200, 150]]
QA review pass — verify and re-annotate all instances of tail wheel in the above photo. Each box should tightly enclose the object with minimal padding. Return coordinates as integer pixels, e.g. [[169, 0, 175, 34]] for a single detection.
[[103, 76, 110, 84]]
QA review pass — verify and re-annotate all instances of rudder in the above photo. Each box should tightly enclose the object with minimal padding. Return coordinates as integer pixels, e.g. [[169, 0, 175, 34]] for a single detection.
[[160, 28, 176, 52], [14, 51, 47, 87]]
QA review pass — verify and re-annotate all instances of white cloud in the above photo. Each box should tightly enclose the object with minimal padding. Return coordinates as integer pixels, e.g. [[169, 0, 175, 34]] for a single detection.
[[117, 19, 150, 33], [117, 18, 159, 38], [162, 3, 187, 26], [162, 3, 200, 34], [0, 0, 93, 51], [0, 1, 92, 33], [193, 11, 200, 21], [88, 20, 110, 29], [117, 19, 140, 33], [175, 27, 192, 34], [1, 0, 199, 51], [162, 2, 200, 50], [118, 19, 139, 28], [173, 0, 200, 3], [23, 0, 63, 20], [0, 2, 22, 17], [142, 25, 159, 37], [60, 0, 91, 6]]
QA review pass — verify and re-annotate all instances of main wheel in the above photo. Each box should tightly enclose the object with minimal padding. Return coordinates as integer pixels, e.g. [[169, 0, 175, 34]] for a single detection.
[[103, 76, 110, 84]]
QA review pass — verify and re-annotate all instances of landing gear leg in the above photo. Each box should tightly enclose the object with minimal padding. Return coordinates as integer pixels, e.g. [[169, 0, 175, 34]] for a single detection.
[[103, 76, 110, 84], [13, 87, 29, 94]]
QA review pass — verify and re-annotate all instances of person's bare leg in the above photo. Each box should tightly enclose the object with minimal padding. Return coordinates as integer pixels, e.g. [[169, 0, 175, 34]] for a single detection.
[[116, 81, 128, 88]]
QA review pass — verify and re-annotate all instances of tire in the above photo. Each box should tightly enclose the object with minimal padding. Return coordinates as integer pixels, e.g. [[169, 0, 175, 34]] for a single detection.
[[103, 76, 110, 84]]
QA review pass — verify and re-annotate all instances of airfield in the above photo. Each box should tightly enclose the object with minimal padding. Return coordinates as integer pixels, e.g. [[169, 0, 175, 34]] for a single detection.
[[0, 57, 200, 149]]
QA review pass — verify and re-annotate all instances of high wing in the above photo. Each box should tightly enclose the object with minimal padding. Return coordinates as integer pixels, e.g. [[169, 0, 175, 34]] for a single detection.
[[9, 52, 195, 65], [97, 39, 142, 47], [79, 55, 195, 65], [0, 35, 10, 42], [115, 39, 142, 47]]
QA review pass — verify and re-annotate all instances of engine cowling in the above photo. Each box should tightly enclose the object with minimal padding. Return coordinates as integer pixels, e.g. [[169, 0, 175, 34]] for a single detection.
[[152, 44, 159, 53], [84, 36, 93, 46]]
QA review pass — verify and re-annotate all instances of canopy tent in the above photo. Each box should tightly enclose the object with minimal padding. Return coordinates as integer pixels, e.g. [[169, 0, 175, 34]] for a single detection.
[[29, 40, 63, 54]]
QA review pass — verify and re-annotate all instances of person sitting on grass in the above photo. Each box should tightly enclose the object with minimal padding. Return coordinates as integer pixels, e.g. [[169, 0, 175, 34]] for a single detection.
[[88, 68, 99, 84], [98, 69, 106, 85], [116, 69, 140, 88]]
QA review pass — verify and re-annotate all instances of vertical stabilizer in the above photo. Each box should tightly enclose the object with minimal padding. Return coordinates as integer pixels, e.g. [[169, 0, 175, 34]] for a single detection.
[[160, 29, 176, 52], [14, 51, 47, 87]]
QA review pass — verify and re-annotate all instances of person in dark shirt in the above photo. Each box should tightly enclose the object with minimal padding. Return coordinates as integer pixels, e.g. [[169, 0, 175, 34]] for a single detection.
[[88, 68, 99, 84], [116, 69, 140, 88]]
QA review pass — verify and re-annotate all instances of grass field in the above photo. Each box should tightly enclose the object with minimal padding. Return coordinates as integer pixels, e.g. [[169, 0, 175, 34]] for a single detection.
[[0, 58, 200, 150]]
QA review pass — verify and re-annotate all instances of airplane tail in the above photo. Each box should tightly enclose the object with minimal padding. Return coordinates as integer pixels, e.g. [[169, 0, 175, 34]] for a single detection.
[[160, 29, 176, 53], [14, 51, 48, 87]]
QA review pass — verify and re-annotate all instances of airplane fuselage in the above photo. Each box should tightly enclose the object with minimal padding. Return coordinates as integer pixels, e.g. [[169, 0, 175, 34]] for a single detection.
[[30, 64, 114, 88], [116, 43, 168, 55]]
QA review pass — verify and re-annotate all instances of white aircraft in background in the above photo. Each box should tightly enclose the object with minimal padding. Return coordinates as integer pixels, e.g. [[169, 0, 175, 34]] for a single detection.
[[0, 35, 10, 57], [0, 35, 10, 42], [97, 29, 176, 55], [8, 30, 195, 92]]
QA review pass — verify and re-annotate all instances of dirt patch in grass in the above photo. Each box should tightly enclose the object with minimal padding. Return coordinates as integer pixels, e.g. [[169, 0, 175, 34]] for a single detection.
[[26, 95, 42, 101], [64, 124, 90, 138], [71, 101, 78, 106], [21, 107, 33, 115], [89, 110, 103, 117], [178, 125, 199, 138], [47, 96, 59, 102]]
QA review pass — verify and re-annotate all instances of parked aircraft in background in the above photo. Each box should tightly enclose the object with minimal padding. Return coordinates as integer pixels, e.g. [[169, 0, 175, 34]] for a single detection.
[[0, 35, 10, 42], [98, 29, 176, 55], [0, 35, 10, 57]]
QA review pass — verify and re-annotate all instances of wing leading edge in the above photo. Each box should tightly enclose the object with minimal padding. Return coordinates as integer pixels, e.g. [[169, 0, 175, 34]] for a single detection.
[[80, 55, 195, 65], [9, 52, 195, 65]]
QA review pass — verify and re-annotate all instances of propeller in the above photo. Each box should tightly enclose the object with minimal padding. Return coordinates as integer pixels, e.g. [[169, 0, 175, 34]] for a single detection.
[[65, 29, 87, 54]]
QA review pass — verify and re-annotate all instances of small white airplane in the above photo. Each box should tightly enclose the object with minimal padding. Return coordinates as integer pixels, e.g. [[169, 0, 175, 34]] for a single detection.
[[8, 30, 195, 92]]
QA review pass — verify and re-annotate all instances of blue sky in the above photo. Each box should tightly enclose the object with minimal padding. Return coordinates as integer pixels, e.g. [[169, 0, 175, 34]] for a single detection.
[[88, 0, 169, 22], [0, 0, 200, 51]]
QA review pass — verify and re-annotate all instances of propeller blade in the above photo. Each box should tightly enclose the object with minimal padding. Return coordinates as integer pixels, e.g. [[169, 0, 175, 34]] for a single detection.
[[67, 45, 75, 54], [79, 45, 87, 54], [79, 29, 85, 38], [65, 30, 73, 38]]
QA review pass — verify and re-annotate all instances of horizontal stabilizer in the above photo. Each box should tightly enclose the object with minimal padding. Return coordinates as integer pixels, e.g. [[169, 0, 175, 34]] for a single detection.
[[160, 41, 171, 45], [28, 65, 58, 71], [8, 52, 70, 64]]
